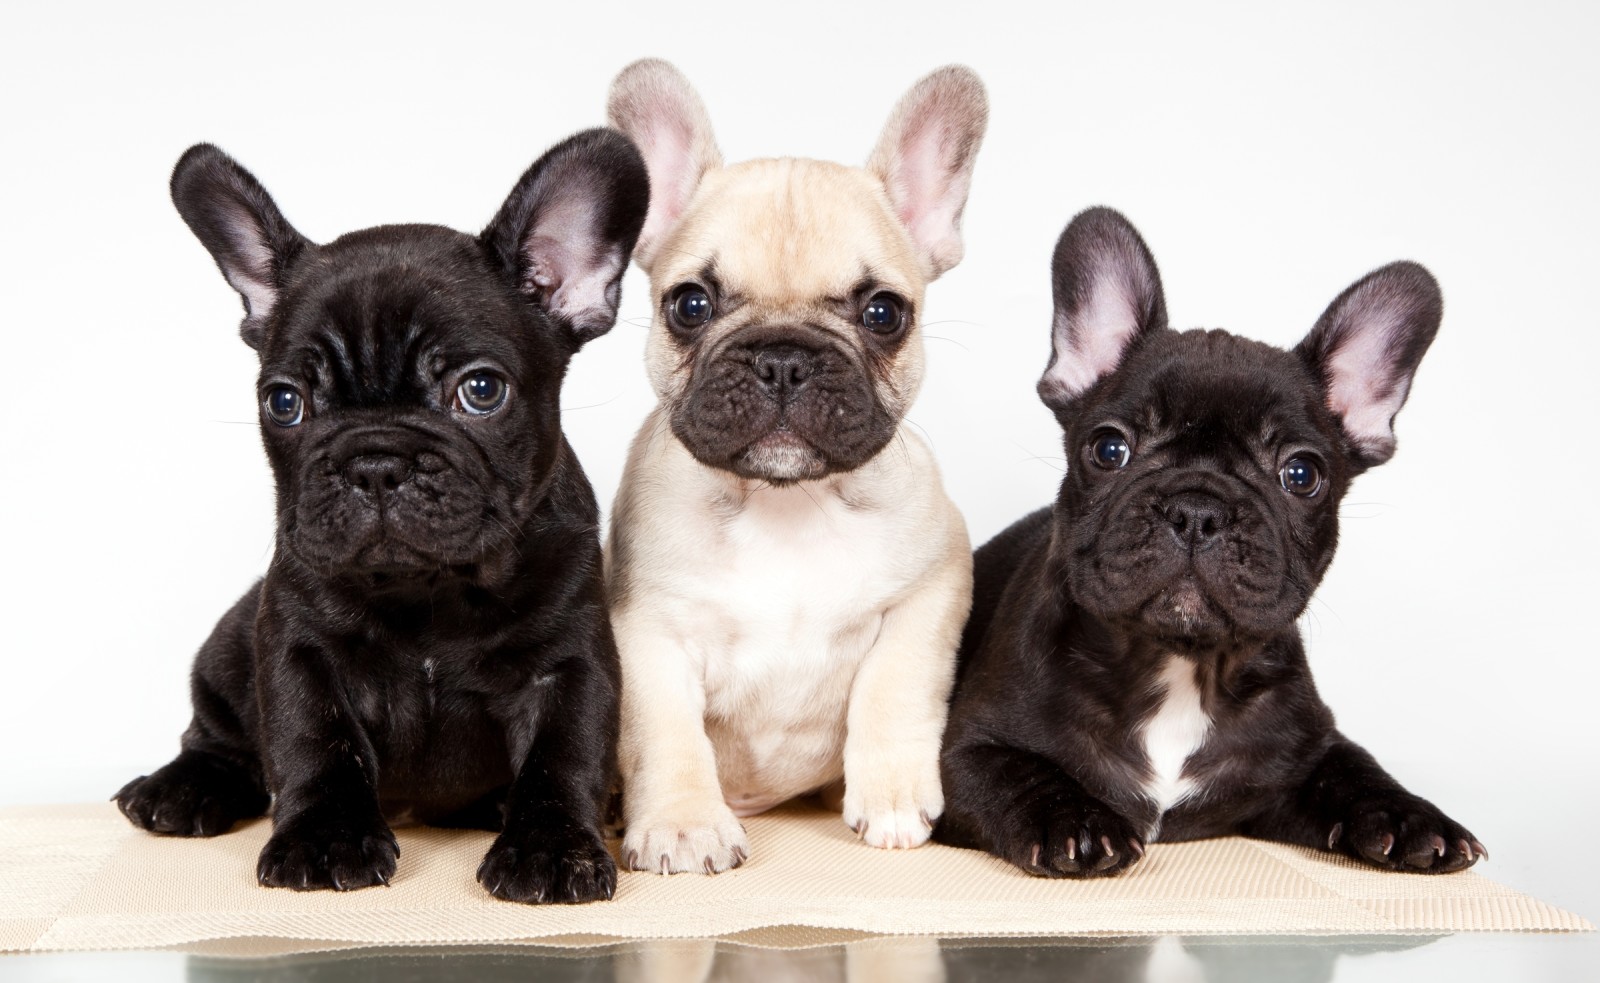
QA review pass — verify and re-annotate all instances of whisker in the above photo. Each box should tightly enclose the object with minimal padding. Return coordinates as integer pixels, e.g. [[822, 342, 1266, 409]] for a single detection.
[[1337, 501, 1392, 520], [893, 429, 913, 468], [1012, 440, 1067, 473], [1017, 454, 1066, 473], [902, 417, 937, 454], [795, 480, 831, 524], [561, 392, 625, 413], [920, 334, 972, 352], [655, 245, 716, 267]]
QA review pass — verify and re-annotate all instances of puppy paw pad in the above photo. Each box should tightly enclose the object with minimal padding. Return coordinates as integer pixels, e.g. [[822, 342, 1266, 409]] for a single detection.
[[1328, 798, 1483, 874], [113, 764, 264, 838], [842, 778, 943, 851], [622, 810, 749, 874], [850, 805, 937, 850], [477, 833, 616, 905], [256, 817, 398, 891]]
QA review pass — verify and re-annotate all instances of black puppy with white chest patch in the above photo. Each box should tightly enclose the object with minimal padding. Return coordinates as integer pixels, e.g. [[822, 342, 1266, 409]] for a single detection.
[[937, 207, 1483, 877], [114, 131, 648, 903]]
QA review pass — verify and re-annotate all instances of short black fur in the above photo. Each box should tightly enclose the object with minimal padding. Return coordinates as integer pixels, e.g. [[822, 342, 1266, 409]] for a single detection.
[[114, 131, 649, 904], [937, 207, 1482, 878]]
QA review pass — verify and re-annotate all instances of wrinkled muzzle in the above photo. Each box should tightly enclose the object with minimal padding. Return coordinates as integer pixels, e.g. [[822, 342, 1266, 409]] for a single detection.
[[285, 424, 508, 573], [670, 326, 897, 483], [1068, 470, 1307, 644]]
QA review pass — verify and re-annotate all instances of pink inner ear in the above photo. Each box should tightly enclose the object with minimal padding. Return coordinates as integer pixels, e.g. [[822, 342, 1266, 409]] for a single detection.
[[607, 62, 720, 269], [220, 201, 277, 319], [1040, 269, 1142, 403], [521, 226, 624, 338], [1324, 310, 1409, 453], [636, 119, 699, 259], [886, 112, 970, 277]]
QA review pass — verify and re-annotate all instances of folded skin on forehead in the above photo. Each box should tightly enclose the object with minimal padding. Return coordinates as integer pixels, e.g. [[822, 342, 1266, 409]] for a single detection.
[[648, 159, 925, 306], [267, 238, 530, 358], [1082, 332, 1330, 468]]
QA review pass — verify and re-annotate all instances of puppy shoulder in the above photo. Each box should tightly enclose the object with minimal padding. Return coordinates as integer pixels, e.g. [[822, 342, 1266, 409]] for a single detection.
[[893, 428, 971, 557], [974, 508, 1055, 587], [851, 426, 956, 510], [955, 508, 1057, 687]]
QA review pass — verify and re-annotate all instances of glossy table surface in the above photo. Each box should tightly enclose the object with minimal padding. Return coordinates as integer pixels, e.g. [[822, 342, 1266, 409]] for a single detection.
[[4, 933, 1598, 982]]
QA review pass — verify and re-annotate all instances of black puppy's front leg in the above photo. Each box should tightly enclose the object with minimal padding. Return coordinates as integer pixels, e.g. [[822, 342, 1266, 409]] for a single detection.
[[115, 584, 269, 837], [254, 636, 397, 892], [478, 630, 619, 905], [939, 741, 1145, 878], [1244, 737, 1485, 874], [114, 738, 268, 838]]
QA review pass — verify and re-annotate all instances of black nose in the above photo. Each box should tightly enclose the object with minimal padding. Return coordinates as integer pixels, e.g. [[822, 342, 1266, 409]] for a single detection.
[[752, 344, 816, 401], [343, 453, 414, 496], [1161, 492, 1230, 550]]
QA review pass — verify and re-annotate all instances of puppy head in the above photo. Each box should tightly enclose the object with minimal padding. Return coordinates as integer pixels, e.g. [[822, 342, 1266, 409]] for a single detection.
[[607, 60, 986, 483], [171, 132, 647, 584], [1038, 208, 1441, 649]]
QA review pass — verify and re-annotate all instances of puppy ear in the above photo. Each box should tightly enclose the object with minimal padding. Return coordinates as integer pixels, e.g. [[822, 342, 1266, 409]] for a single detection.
[[170, 144, 311, 350], [866, 65, 988, 281], [480, 128, 650, 347], [1295, 262, 1442, 468], [606, 58, 722, 273], [1038, 208, 1168, 410]]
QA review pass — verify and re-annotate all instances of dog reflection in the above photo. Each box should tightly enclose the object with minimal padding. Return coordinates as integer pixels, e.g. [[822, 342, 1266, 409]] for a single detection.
[[616, 934, 1438, 983], [616, 938, 944, 983], [182, 934, 1438, 982]]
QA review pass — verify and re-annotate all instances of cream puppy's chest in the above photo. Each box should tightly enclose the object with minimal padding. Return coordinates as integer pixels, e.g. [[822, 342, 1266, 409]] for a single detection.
[[686, 488, 910, 812]]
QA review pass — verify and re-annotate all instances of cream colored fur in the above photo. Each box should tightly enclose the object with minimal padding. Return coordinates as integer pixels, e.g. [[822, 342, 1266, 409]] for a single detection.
[[605, 60, 986, 873]]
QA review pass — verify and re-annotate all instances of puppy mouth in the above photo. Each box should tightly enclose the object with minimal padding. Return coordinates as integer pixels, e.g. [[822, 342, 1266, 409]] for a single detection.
[[1136, 574, 1231, 646], [283, 508, 502, 580], [347, 537, 449, 571], [731, 428, 829, 484], [669, 324, 899, 483], [348, 563, 479, 593]]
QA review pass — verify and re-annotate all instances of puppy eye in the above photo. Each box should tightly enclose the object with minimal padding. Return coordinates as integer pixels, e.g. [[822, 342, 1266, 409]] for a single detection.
[[456, 372, 508, 416], [669, 285, 714, 330], [861, 292, 905, 334], [263, 386, 305, 427], [1279, 457, 1323, 497], [1090, 430, 1132, 470]]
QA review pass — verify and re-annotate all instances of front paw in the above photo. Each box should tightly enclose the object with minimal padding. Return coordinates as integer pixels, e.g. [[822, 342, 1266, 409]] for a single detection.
[[114, 753, 267, 837], [989, 794, 1146, 879], [623, 798, 749, 874], [842, 761, 943, 850], [256, 809, 398, 891], [477, 825, 616, 904], [1326, 794, 1485, 873]]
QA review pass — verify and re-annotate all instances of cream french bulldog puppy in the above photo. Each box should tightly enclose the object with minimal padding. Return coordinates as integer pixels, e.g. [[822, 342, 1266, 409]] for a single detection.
[[605, 60, 986, 873]]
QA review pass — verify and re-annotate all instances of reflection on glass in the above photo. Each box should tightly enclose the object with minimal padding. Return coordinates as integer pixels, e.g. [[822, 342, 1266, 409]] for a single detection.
[[184, 934, 1442, 983]]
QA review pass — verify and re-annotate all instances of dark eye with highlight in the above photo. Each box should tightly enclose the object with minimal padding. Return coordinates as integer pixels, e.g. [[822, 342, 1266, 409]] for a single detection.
[[456, 372, 508, 416], [669, 284, 714, 331], [861, 292, 905, 334], [1089, 430, 1132, 470], [1279, 457, 1323, 497], [264, 386, 304, 427]]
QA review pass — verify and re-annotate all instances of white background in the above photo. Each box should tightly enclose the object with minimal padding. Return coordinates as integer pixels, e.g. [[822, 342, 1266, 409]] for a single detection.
[[2, 0, 1596, 972]]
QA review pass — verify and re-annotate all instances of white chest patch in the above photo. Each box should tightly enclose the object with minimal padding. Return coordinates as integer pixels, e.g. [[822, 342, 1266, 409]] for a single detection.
[[1139, 657, 1213, 820], [687, 483, 914, 810]]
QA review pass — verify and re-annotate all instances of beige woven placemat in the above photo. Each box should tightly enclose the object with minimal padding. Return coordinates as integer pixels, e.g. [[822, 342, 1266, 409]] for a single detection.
[[0, 802, 1588, 953]]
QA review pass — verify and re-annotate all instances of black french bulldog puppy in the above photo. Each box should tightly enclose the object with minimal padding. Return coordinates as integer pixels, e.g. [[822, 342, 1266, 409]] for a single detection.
[[937, 207, 1484, 877], [113, 131, 649, 904]]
